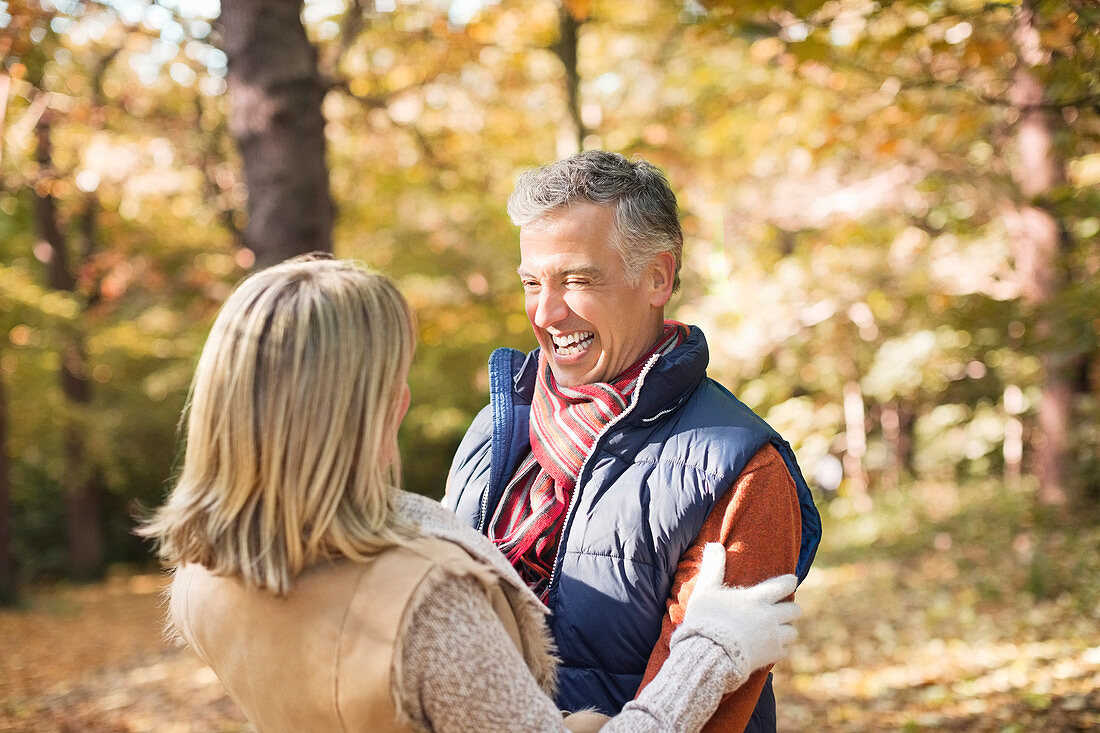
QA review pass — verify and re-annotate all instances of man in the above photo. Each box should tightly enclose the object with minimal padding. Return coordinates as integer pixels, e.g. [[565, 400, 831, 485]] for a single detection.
[[444, 151, 821, 732]]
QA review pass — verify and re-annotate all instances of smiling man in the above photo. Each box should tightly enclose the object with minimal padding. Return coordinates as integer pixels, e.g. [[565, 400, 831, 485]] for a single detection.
[[445, 151, 821, 732]]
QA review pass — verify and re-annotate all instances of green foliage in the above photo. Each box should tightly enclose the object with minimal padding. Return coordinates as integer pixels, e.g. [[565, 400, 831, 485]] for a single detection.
[[1, 0, 240, 579]]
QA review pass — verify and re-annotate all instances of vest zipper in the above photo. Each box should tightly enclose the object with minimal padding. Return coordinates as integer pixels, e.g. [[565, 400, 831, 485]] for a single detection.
[[545, 351, 664, 600], [477, 477, 491, 532]]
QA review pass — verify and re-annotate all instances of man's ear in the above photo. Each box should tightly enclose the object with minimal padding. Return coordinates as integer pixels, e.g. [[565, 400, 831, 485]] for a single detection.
[[648, 251, 676, 308]]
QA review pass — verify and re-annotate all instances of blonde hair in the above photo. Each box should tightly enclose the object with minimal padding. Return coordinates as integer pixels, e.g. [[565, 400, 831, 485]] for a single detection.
[[139, 256, 417, 594]]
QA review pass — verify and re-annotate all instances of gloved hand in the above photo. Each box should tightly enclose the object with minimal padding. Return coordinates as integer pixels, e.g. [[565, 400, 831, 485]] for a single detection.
[[672, 543, 800, 684]]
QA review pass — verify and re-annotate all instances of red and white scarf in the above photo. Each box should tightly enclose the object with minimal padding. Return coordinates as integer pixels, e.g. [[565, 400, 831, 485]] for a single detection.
[[489, 321, 689, 600]]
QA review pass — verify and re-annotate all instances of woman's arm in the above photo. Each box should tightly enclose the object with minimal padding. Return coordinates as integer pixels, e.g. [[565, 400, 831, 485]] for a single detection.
[[399, 570, 572, 731], [398, 552, 797, 733]]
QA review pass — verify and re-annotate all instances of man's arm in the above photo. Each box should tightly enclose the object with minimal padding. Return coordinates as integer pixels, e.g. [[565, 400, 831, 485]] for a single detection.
[[637, 443, 802, 732]]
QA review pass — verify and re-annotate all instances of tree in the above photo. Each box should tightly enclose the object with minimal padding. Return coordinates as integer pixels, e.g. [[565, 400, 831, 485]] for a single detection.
[[555, 0, 587, 153], [2, 0, 249, 580], [33, 113, 105, 580], [686, 0, 1098, 505], [1008, 0, 1074, 506], [0, 370, 16, 605], [219, 0, 334, 268]]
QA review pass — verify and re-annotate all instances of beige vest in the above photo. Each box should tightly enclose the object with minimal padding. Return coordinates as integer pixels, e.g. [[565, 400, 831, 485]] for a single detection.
[[171, 537, 532, 733]]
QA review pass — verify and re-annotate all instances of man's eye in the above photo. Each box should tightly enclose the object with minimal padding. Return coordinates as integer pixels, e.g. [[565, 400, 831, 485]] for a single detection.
[[521, 280, 540, 290], [565, 279, 589, 288]]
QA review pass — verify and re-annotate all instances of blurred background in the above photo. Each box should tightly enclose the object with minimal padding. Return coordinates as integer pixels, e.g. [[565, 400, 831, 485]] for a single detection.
[[0, 0, 1097, 730]]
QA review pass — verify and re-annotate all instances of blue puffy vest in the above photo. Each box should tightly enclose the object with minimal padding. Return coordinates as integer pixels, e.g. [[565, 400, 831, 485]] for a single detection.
[[445, 327, 821, 729]]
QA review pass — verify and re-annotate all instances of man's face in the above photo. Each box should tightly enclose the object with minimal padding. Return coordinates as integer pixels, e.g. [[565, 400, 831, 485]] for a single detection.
[[518, 202, 668, 388]]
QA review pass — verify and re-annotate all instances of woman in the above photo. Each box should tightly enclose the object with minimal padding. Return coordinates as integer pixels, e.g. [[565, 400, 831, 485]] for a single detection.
[[140, 256, 800, 732]]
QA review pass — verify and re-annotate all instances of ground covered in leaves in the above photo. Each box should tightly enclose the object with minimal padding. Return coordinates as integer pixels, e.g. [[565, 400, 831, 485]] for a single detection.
[[2, 480, 1098, 732]]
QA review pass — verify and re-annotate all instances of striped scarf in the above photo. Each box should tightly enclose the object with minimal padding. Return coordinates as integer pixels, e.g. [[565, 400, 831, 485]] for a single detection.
[[489, 321, 689, 600]]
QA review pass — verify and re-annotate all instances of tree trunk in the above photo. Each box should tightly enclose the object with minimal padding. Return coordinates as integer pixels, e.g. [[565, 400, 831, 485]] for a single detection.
[[843, 378, 869, 507], [1003, 384, 1025, 486], [34, 116, 105, 581], [880, 400, 913, 490], [219, 0, 334, 269], [0, 370, 17, 605], [1009, 1, 1072, 506], [555, 2, 586, 154], [59, 337, 104, 581]]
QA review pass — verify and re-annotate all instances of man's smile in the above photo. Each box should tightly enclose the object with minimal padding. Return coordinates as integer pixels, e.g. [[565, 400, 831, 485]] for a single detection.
[[551, 331, 594, 357]]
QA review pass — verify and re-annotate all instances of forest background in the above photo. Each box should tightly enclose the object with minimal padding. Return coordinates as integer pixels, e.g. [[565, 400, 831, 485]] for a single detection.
[[0, 0, 1098, 730]]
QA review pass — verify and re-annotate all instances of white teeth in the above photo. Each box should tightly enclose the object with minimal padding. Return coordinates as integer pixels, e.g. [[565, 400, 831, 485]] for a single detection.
[[551, 331, 593, 356], [552, 331, 593, 347]]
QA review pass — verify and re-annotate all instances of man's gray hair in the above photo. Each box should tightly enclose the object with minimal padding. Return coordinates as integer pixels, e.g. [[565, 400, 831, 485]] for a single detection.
[[507, 150, 683, 292]]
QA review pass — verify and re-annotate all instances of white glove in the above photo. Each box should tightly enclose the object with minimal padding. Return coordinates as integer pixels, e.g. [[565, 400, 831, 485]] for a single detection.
[[671, 543, 800, 684]]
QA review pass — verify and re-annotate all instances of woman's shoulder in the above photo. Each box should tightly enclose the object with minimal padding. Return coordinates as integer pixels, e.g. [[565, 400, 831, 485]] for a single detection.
[[394, 492, 538, 594], [394, 534, 493, 580], [169, 542, 485, 660]]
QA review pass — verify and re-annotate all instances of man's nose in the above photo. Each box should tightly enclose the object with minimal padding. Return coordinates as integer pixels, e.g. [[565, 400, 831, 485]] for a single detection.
[[533, 287, 568, 328]]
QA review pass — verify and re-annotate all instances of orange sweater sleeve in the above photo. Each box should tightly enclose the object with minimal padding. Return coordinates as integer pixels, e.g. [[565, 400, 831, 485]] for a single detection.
[[636, 444, 802, 732]]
